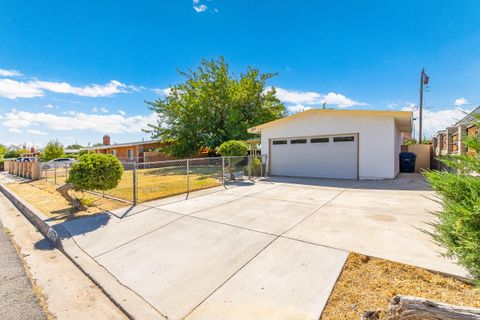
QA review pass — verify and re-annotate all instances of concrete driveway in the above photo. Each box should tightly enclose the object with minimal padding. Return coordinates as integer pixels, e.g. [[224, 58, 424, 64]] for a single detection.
[[61, 173, 465, 320]]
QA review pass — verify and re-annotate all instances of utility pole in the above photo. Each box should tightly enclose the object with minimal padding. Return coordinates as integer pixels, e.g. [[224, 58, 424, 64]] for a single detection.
[[419, 68, 429, 143]]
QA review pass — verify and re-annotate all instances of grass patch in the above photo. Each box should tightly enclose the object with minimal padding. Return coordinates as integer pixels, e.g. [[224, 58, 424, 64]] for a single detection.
[[321, 253, 480, 319], [104, 166, 221, 203], [43, 164, 222, 203]]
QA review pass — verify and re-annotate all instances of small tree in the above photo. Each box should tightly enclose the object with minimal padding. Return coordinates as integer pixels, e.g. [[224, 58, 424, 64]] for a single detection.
[[44, 140, 65, 161], [217, 140, 249, 180], [424, 115, 480, 286], [57, 154, 123, 211], [217, 140, 249, 157]]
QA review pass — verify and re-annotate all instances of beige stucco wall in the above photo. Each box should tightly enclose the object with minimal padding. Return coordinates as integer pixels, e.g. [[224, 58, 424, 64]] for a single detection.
[[407, 144, 431, 172]]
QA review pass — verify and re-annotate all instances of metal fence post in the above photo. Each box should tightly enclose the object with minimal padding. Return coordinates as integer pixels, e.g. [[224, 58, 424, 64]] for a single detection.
[[260, 155, 264, 177], [186, 159, 190, 194], [221, 157, 225, 186], [248, 155, 252, 180], [133, 162, 137, 205]]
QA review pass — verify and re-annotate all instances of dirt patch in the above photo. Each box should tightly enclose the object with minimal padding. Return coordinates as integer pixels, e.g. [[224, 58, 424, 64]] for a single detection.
[[321, 253, 480, 319], [6, 180, 128, 222]]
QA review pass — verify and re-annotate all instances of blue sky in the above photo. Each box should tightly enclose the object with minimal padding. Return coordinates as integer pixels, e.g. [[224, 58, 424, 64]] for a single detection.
[[1, 0, 480, 148]]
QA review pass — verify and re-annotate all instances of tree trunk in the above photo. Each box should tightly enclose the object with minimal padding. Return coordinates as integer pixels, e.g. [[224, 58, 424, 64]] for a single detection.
[[388, 295, 480, 320], [57, 183, 87, 211]]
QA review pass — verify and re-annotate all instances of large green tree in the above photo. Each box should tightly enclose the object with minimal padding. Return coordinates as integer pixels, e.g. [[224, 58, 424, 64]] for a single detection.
[[146, 57, 287, 157], [43, 140, 65, 161]]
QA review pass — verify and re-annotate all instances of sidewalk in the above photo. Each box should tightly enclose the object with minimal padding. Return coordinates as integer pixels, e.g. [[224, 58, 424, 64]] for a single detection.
[[0, 192, 129, 320], [0, 219, 47, 320]]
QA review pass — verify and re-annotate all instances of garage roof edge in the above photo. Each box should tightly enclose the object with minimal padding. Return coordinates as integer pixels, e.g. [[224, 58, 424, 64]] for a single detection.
[[248, 109, 413, 133]]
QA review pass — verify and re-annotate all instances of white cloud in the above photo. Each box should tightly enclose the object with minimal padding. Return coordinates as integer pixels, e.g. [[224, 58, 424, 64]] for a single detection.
[[0, 79, 44, 99], [26, 129, 47, 136], [92, 107, 98, 113], [153, 87, 172, 96], [193, 4, 208, 12], [45, 104, 58, 109], [8, 128, 22, 133], [402, 105, 471, 137], [1, 109, 158, 134], [454, 97, 468, 106], [118, 110, 126, 116], [100, 107, 108, 113], [287, 104, 312, 113], [0, 69, 22, 77], [323, 92, 367, 108], [274, 88, 321, 105], [273, 87, 366, 108], [0, 78, 132, 99]]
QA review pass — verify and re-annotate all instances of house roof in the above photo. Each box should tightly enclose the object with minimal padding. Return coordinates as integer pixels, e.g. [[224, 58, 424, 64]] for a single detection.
[[247, 109, 413, 134], [454, 105, 480, 126], [80, 140, 161, 151]]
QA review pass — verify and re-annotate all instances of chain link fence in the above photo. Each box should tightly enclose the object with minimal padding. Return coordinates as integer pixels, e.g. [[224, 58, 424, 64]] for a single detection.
[[40, 161, 74, 185], [38, 155, 267, 205]]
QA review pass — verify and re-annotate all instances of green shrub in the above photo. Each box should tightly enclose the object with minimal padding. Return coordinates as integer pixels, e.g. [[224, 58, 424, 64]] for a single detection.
[[216, 140, 248, 157], [243, 157, 262, 176], [67, 154, 123, 191], [424, 115, 480, 286]]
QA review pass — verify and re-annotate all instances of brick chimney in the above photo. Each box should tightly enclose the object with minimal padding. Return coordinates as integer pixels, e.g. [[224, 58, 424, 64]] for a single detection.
[[103, 135, 111, 146], [30, 147, 36, 153]]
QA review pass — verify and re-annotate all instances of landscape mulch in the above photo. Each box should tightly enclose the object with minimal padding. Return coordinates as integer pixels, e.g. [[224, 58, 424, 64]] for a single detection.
[[321, 252, 480, 319]]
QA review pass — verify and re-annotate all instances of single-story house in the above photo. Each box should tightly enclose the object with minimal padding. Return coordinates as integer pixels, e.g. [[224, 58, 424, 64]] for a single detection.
[[248, 109, 413, 180], [80, 135, 170, 163]]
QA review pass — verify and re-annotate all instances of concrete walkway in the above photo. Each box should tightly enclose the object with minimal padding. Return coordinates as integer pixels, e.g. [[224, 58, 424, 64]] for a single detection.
[[58, 173, 465, 320]]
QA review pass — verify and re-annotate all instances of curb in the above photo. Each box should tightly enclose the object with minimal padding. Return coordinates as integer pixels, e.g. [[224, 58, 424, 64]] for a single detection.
[[0, 183, 61, 248], [0, 182, 164, 320]]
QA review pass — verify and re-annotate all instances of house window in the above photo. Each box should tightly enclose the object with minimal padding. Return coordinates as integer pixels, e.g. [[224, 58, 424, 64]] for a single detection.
[[272, 140, 287, 145], [333, 136, 355, 142], [311, 137, 329, 143], [128, 149, 133, 160], [290, 139, 307, 144]]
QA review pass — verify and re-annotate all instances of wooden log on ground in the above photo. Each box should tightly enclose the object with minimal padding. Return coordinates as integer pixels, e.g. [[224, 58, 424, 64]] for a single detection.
[[387, 295, 480, 320]]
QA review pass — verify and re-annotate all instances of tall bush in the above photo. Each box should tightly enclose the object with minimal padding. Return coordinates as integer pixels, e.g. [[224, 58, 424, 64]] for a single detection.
[[216, 140, 248, 157], [217, 140, 249, 180], [58, 154, 123, 211], [424, 116, 480, 286]]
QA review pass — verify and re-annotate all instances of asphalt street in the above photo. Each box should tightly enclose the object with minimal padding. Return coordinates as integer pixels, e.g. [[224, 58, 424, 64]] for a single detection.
[[0, 218, 47, 320]]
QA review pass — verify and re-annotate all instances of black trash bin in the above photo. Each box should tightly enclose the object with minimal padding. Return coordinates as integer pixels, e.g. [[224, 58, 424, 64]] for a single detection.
[[399, 152, 416, 173]]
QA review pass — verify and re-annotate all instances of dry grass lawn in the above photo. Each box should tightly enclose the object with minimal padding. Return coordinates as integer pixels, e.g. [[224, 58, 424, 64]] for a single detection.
[[6, 180, 127, 222], [105, 167, 221, 203], [43, 165, 221, 203], [321, 253, 480, 319]]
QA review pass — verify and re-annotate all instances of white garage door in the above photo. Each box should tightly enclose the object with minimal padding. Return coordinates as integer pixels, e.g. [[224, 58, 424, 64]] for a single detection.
[[269, 134, 358, 179]]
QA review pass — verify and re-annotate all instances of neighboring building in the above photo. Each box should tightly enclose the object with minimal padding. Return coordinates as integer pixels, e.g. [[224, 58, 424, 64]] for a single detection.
[[80, 135, 170, 163], [432, 106, 480, 157], [248, 109, 412, 180]]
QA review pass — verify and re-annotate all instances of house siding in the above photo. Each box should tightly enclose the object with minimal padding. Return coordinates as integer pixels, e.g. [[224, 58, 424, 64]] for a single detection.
[[259, 112, 400, 179]]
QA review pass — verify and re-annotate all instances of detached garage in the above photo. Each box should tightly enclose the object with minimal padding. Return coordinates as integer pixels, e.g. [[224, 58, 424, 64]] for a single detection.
[[248, 109, 412, 180]]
